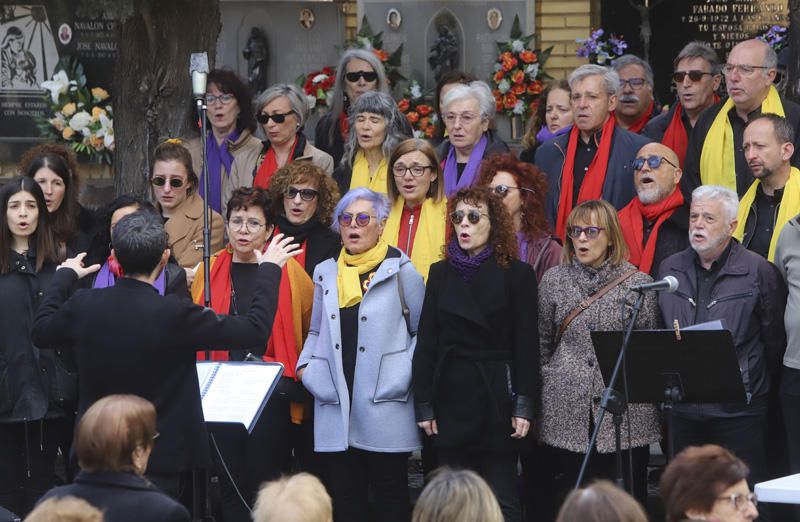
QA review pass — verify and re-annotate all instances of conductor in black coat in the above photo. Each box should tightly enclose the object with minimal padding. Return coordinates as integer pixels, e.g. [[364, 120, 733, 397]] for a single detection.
[[31, 211, 301, 501]]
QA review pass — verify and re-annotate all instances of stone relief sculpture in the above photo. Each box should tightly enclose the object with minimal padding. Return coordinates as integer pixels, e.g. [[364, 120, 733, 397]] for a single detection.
[[242, 27, 268, 94]]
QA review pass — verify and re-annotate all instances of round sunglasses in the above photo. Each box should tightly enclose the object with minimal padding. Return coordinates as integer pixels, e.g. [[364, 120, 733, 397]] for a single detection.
[[151, 177, 185, 188], [631, 155, 678, 172], [450, 209, 488, 225], [338, 212, 375, 228], [491, 184, 533, 199]]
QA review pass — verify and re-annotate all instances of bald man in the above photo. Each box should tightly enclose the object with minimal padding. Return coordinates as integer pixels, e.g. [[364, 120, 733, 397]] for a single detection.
[[685, 39, 800, 198], [618, 143, 690, 276]]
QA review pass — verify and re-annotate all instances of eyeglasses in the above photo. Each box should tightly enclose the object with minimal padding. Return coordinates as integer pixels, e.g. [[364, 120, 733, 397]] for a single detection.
[[619, 78, 647, 90], [229, 217, 267, 232], [152, 432, 160, 441], [257, 110, 296, 125], [717, 492, 758, 511], [285, 187, 319, 201], [151, 177, 185, 188], [205, 94, 235, 105], [632, 155, 678, 171], [450, 209, 488, 225], [491, 184, 533, 199], [567, 226, 605, 239], [444, 112, 480, 126], [392, 164, 432, 177], [345, 71, 378, 83], [338, 212, 375, 228], [672, 70, 714, 83], [722, 64, 771, 76]]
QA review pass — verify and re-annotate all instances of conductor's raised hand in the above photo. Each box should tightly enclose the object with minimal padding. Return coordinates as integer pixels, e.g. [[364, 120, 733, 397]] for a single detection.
[[57, 252, 101, 279], [256, 233, 303, 268]]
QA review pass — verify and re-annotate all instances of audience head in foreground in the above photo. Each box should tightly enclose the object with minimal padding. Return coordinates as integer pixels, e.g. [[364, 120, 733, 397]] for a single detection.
[[252, 472, 332, 522], [660, 444, 758, 522], [411, 468, 503, 522], [555, 480, 648, 522], [25, 496, 103, 522]]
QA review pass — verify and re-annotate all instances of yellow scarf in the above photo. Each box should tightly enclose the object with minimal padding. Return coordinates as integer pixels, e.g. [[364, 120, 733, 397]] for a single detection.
[[700, 86, 784, 189], [734, 166, 800, 261], [350, 150, 388, 193], [336, 238, 389, 308], [382, 196, 447, 282]]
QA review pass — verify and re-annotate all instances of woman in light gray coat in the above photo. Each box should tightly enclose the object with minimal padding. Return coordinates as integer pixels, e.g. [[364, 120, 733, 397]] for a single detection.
[[297, 187, 424, 522]]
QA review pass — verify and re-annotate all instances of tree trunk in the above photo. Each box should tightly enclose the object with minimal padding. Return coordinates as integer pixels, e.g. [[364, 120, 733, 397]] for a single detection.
[[788, 0, 800, 103], [114, 0, 220, 197]]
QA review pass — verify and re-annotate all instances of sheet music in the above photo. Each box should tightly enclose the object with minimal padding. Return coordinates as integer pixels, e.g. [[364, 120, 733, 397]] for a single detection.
[[196, 362, 216, 395], [199, 362, 283, 431], [684, 320, 725, 331]]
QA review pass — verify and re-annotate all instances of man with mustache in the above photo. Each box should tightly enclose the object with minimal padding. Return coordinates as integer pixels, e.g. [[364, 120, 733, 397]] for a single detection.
[[612, 55, 660, 134], [536, 64, 650, 237], [734, 114, 800, 262], [617, 143, 689, 276], [643, 42, 721, 169], [685, 39, 800, 198], [657, 185, 786, 512]]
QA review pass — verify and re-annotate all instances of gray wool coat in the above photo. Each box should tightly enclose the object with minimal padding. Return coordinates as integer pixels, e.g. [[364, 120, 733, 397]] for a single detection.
[[297, 253, 424, 453], [537, 259, 662, 453]]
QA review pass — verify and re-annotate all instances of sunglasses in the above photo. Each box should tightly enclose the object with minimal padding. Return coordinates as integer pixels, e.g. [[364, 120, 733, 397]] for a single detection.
[[491, 184, 533, 199], [672, 70, 714, 83], [205, 94, 235, 105], [632, 155, 678, 171], [345, 71, 378, 83], [338, 212, 375, 228], [567, 226, 605, 239], [285, 187, 319, 201], [151, 177, 185, 188], [256, 110, 295, 125], [450, 209, 488, 225]]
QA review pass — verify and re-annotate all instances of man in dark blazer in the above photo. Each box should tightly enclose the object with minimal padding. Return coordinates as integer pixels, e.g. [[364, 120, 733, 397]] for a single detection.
[[31, 211, 299, 504]]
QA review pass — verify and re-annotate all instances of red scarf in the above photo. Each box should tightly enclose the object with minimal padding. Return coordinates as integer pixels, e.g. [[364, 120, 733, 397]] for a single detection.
[[661, 95, 719, 168], [626, 100, 654, 134], [618, 188, 684, 274], [338, 112, 349, 141], [556, 114, 617, 239], [253, 137, 299, 189]]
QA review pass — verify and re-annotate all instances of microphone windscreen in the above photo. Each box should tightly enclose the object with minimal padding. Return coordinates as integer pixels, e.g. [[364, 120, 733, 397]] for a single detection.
[[189, 52, 209, 74]]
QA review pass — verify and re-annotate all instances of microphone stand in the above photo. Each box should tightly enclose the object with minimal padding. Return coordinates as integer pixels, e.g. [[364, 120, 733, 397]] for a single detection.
[[574, 289, 646, 494], [196, 97, 212, 309]]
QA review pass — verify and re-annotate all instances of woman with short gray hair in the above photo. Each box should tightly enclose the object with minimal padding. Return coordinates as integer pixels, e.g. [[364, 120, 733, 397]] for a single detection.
[[297, 187, 425, 522], [332, 91, 412, 195], [438, 81, 509, 198], [314, 49, 391, 168], [253, 83, 333, 188]]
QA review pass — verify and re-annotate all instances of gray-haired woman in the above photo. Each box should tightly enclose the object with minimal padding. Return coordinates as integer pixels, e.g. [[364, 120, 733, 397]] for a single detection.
[[253, 83, 333, 188], [332, 91, 412, 196], [297, 187, 424, 522], [437, 80, 509, 198], [314, 49, 390, 168]]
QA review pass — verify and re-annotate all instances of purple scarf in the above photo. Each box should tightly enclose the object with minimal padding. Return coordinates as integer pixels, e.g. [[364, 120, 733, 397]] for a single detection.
[[93, 260, 167, 295], [516, 231, 530, 264], [535, 124, 572, 145], [202, 129, 240, 213], [443, 134, 488, 198], [447, 239, 495, 281]]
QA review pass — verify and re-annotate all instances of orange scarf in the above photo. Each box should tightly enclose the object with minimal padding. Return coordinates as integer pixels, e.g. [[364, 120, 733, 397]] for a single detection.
[[618, 188, 684, 274], [556, 114, 617, 239], [195, 247, 235, 361], [626, 100, 655, 134]]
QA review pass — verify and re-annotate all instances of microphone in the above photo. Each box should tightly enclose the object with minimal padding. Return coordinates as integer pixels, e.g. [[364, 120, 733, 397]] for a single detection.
[[631, 275, 678, 293], [189, 52, 209, 100]]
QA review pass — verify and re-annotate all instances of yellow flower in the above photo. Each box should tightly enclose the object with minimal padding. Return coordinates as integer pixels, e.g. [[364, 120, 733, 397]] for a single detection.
[[62, 127, 76, 140], [62, 102, 77, 117], [91, 87, 110, 101], [91, 106, 107, 120]]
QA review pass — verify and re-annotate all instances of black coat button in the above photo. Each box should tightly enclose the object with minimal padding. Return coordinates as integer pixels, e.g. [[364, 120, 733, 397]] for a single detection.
[[358, 346, 365, 352]]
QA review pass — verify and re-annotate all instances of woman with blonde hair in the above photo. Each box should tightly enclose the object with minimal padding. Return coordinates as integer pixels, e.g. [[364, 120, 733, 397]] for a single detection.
[[252, 472, 332, 522], [412, 468, 502, 522]]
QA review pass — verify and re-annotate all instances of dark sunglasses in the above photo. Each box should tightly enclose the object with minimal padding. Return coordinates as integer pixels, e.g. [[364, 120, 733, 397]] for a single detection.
[[151, 177, 185, 188], [256, 110, 296, 125], [491, 184, 533, 199], [345, 71, 378, 83], [632, 155, 678, 171], [285, 187, 319, 201], [672, 70, 714, 83], [450, 209, 487, 225], [567, 226, 605, 239], [338, 212, 374, 228]]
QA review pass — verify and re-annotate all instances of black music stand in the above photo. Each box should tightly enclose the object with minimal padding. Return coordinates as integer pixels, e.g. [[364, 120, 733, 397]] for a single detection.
[[592, 328, 746, 462]]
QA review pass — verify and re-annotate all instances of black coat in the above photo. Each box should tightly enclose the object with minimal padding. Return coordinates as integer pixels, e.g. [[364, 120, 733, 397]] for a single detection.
[[39, 471, 190, 522], [413, 256, 540, 452], [31, 263, 281, 473], [85, 260, 190, 300], [648, 203, 690, 277], [0, 251, 64, 423], [315, 111, 346, 169]]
